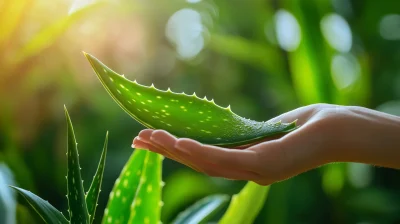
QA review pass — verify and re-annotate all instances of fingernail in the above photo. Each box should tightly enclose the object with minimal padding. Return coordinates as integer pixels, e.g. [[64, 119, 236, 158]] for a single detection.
[[131, 144, 136, 148]]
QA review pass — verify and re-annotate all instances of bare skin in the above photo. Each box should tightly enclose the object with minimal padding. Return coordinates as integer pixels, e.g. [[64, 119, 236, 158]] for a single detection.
[[132, 104, 400, 186]]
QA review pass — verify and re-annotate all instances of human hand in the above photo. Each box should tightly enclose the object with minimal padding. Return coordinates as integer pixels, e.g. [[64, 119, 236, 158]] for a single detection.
[[132, 104, 400, 186]]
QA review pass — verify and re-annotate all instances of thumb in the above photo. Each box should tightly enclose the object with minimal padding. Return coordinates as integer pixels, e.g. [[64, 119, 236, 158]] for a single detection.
[[267, 104, 325, 126]]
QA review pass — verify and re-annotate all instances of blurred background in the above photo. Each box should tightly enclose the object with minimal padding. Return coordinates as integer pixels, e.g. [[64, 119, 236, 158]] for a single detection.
[[1, 0, 400, 223]]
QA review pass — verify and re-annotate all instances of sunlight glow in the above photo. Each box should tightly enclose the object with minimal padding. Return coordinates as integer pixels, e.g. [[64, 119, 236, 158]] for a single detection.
[[69, 0, 96, 15], [331, 53, 360, 90]]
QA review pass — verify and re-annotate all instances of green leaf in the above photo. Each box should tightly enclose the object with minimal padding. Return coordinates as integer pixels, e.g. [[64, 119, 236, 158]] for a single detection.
[[86, 132, 108, 223], [9, 186, 69, 224], [0, 164, 17, 224], [208, 33, 282, 75], [84, 53, 297, 147], [65, 106, 90, 223], [172, 194, 229, 224], [128, 151, 163, 224], [219, 182, 270, 224], [102, 149, 147, 224]]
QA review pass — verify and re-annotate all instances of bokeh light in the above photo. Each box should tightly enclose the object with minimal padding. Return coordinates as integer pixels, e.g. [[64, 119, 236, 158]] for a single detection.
[[166, 8, 206, 60], [379, 14, 400, 40], [274, 9, 301, 52], [330, 53, 361, 90], [321, 13, 352, 52]]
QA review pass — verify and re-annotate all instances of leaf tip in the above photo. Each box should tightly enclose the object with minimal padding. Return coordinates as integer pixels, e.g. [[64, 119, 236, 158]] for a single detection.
[[64, 106, 71, 121], [82, 51, 93, 61]]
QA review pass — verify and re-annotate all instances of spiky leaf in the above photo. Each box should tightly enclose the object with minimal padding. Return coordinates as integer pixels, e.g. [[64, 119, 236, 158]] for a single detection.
[[9, 186, 69, 224], [173, 194, 229, 224], [84, 53, 297, 147], [65, 106, 90, 223], [128, 151, 163, 224], [102, 149, 147, 224], [86, 132, 108, 223], [219, 182, 270, 224]]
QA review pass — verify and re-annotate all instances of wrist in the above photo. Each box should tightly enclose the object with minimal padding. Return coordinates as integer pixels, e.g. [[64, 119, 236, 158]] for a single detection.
[[332, 106, 400, 168]]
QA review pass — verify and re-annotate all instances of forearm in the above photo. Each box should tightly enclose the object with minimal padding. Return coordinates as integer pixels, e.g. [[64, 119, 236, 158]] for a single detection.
[[335, 106, 400, 168]]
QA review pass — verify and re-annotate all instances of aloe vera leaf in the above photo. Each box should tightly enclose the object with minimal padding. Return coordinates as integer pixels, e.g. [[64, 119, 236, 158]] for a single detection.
[[172, 194, 229, 224], [219, 182, 270, 224], [102, 149, 147, 224], [128, 151, 163, 224], [84, 53, 297, 147], [86, 132, 108, 223], [9, 186, 69, 224], [64, 106, 90, 223]]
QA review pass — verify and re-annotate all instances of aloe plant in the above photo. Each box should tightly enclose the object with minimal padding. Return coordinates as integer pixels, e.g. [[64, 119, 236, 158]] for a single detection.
[[9, 106, 108, 224], [84, 53, 297, 147], [219, 182, 270, 224], [6, 106, 237, 224], [103, 148, 232, 224], [103, 149, 163, 224]]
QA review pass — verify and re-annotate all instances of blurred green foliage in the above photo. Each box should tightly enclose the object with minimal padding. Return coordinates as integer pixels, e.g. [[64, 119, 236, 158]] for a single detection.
[[0, 0, 400, 223]]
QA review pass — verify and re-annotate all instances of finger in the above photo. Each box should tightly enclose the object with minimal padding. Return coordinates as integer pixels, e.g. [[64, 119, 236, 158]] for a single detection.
[[174, 138, 259, 172], [133, 137, 203, 173], [137, 130, 176, 155], [176, 151, 261, 180], [149, 130, 178, 147], [137, 129, 154, 141], [133, 137, 164, 154], [134, 137, 187, 164], [149, 130, 203, 172]]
